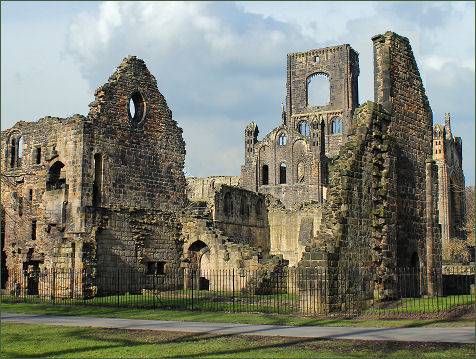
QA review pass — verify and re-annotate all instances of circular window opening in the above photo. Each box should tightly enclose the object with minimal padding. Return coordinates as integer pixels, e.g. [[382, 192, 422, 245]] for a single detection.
[[128, 91, 146, 124]]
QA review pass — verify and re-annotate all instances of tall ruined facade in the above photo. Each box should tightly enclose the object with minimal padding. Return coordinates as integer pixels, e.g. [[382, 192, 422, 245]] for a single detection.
[[297, 32, 443, 308], [433, 114, 466, 243], [1, 56, 187, 296], [241, 45, 359, 208]]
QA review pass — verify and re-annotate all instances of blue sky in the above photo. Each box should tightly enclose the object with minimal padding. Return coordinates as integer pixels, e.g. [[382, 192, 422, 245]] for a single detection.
[[2, 1, 475, 184]]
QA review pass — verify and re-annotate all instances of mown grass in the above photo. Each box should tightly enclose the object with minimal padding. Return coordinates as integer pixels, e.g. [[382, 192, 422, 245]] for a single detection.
[[1, 302, 474, 328], [1, 323, 474, 358]]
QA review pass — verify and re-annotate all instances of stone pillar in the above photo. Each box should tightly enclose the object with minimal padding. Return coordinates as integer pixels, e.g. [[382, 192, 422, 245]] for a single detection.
[[425, 159, 442, 296]]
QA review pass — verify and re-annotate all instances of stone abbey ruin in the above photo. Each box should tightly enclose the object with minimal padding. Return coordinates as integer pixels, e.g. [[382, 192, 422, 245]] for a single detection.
[[1, 31, 466, 309]]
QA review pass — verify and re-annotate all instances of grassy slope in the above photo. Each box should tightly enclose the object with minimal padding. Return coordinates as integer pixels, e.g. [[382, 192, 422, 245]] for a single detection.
[[1, 302, 474, 328], [1, 323, 473, 359]]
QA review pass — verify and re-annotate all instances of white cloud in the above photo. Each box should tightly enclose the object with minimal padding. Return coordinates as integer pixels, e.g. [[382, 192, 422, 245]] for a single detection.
[[2, 1, 474, 184]]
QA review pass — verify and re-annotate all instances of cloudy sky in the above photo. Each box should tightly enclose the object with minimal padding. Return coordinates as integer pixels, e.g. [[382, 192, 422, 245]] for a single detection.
[[2, 1, 475, 184]]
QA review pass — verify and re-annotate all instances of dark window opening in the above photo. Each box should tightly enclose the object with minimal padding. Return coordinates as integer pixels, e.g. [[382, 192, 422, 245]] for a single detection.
[[31, 220, 37, 241], [93, 153, 103, 206], [128, 91, 146, 124], [29, 189, 33, 202], [35, 147, 42, 164], [10, 138, 16, 168], [261, 165, 269, 185], [147, 261, 165, 275], [279, 163, 287, 184], [18, 197, 23, 217], [410, 252, 419, 268], [224, 192, 233, 216], [46, 161, 66, 191]]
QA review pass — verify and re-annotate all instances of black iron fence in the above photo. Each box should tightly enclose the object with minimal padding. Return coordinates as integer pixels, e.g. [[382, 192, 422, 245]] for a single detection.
[[1, 266, 474, 317]]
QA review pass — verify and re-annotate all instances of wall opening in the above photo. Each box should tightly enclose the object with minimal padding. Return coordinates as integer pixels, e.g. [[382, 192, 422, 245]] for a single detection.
[[224, 192, 232, 216], [93, 153, 103, 206], [10, 138, 16, 168], [331, 116, 342, 134], [147, 261, 166, 275], [188, 240, 210, 290], [298, 121, 310, 137], [35, 147, 42, 164], [31, 220, 37, 241], [261, 164, 269, 185], [279, 163, 287, 184], [128, 91, 146, 124], [278, 133, 287, 146], [307, 73, 330, 107], [17, 136, 24, 165], [46, 161, 66, 191]]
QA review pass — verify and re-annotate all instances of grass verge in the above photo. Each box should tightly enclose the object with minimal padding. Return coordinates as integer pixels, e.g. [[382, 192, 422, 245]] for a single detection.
[[1, 302, 474, 328], [1, 323, 474, 358]]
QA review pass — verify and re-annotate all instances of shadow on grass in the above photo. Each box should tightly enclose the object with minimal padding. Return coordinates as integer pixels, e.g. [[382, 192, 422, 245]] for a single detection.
[[2, 325, 472, 359]]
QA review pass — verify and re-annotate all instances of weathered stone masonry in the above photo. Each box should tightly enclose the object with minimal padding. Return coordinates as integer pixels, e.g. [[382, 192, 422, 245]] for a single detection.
[[1, 56, 188, 296]]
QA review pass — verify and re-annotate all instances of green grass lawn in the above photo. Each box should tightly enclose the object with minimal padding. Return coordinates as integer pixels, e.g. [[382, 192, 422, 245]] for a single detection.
[[1, 323, 474, 358], [1, 302, 474, 328]]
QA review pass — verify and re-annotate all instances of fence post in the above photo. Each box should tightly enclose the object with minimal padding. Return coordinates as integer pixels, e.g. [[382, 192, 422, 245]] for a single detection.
[[117, 268, 120, 307], [52, 269, 56, 303], [191, 269, 194, 311], [232, 269, 235, 313]]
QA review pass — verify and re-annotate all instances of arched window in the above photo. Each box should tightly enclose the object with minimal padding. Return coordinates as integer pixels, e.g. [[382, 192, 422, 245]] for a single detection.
[[298, 121, 310, 137], [10, 137, 16, 168], [279, 163, 287, 184], [261, 164, 269, 185], [278, 133, 287, 146], [46, 161, 66, 191], [297, 162, 305, 183], [331, 117, 342, 134], [307, 73, 330, 107], [17, 136, 24, 161], [93, 153, 103, 206]]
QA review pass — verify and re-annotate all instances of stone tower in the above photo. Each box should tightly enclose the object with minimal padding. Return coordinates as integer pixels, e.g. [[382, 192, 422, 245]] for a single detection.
[[241, 44, 359, 208]]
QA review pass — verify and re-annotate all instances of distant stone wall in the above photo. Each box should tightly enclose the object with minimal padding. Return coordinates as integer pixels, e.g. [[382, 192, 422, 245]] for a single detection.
[[212, 185, 270, 252], [268, 203, 322, 266], [186, 176, 240, 203]]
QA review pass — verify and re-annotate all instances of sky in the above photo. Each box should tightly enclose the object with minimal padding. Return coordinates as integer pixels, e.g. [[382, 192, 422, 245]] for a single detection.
[[2, 1, 475, 184]]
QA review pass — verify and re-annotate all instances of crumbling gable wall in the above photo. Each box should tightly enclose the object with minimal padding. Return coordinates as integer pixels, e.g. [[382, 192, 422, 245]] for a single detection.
[[85, 56, 188, 280], [298, 102, 398, 305], [372, 32, 439, 269], [298, 32, 442, 310], [85, 56, 187, 212]]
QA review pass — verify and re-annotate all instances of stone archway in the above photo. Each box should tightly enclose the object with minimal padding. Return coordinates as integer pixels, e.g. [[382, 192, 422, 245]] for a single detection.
[[188, 240, 211, 290]]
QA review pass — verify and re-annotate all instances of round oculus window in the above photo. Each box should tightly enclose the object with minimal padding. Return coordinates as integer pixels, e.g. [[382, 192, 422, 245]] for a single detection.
[[128, 91, 146, 124]]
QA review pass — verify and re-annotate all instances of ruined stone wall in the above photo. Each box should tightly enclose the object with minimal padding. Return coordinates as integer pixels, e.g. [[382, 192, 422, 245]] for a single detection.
[[1, 116, 87, 278], [212, 185, 270, 252], [85, 56, 187, 212], [186, 176, 240, 203], [286, 45, 359, 157], [373, 32, 439, 269], [297, 101, 398, 308], [83, 56, 188, 283], [433, 119, 466, 243], [268, 203, 322, 266]]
